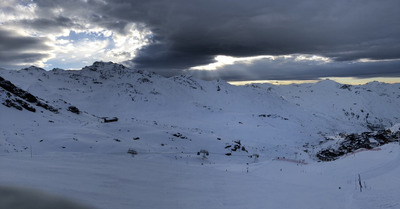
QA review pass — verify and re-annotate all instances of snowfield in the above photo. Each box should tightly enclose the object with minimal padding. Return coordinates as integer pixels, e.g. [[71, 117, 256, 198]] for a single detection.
[[1, 62, 400, 208], [2, 145, 400, 209]]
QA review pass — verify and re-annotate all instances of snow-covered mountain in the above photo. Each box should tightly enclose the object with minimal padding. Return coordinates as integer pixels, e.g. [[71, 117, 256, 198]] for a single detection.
[[1, 61, 399, 157], [1, 61, 400, 209]]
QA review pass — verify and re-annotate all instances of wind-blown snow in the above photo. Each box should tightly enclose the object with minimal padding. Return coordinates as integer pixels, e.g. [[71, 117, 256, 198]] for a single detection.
[[1, 61, 400, 209]]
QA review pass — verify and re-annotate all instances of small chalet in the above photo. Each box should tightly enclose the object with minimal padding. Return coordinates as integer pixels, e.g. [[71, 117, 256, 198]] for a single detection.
[[101, 117, 119, 123]]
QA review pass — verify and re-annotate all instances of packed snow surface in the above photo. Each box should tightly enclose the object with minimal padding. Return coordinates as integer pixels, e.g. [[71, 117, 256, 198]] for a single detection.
[[1, 62, 400, 208]]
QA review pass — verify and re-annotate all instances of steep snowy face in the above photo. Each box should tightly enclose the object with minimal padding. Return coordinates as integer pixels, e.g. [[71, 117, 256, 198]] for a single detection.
[[0, 76, 58, 113]]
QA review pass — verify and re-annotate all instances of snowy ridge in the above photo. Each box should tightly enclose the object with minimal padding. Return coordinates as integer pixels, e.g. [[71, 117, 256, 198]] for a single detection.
[[1, 62, 400, 209], [1, 61, 399, 157]]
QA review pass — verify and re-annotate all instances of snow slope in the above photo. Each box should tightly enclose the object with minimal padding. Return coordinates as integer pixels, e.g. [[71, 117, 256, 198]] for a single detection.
[[1, 61, 400, 209]]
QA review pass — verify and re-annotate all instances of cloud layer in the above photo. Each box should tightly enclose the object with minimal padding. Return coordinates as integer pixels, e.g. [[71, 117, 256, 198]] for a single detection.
[[1, 0, 400, 81], [0, 28, 51, 68], [190, 56, 400, 81]]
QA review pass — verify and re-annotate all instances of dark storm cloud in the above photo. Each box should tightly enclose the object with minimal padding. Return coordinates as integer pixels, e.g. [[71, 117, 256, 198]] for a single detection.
[[0, 52, 49, 64], [0, 29, 50, 51], [31, 1, 400, 62], [0, 28, 51, 66], [132, 44, 216, 76], [80, 0, 400, 73], [189, 58, 400, 81], [4, 0, 400, 79]]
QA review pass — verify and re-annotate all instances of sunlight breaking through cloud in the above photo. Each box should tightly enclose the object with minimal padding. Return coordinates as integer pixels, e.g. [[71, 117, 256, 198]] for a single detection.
[[190, 55, 280, 71], [190, 54, 331, 71]]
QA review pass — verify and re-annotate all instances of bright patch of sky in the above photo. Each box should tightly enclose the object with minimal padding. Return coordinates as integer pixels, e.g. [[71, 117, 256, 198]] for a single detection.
[[191, 55, 278, 71], [44, 31, 111, 69], [190, 54, 330, 71], [0, 0, 152, 70], [45, 25, 152, 70]]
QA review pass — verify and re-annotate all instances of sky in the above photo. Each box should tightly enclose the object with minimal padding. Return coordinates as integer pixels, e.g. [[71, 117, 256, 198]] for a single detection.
[[0, 0, 400, 84]]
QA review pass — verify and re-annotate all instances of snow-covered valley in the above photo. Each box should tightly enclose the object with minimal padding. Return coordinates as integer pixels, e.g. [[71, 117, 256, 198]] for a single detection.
[[1, 62, 400, 209]]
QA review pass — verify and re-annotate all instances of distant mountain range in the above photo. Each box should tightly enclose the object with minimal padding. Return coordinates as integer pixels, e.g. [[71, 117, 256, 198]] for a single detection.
[[1, 61, 400, 161]]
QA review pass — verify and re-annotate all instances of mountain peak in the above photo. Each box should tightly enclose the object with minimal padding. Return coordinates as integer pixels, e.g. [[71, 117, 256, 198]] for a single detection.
[[83, 61, 128, 72], [314, 79, 341, 88], [51, 68, 64, 72], [21, 66, 46, 72]]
